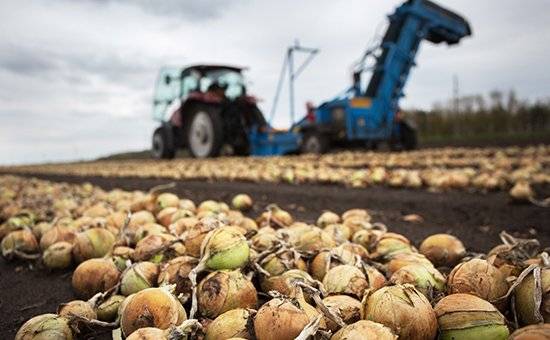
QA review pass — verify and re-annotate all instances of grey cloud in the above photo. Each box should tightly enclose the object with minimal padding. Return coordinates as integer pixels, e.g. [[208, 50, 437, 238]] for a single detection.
[[90, 0, 245, 20], [0, 43, 157, 90], [0, 45, 59, 75]]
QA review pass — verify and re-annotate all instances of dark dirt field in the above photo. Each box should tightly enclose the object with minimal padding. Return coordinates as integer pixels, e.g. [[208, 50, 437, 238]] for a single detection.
[[1, 173, 549, 339]]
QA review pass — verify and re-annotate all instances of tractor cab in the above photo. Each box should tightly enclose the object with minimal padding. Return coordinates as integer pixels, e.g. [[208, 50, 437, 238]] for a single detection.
[[151, 64, 300, 159], [152, 65, 247, 123]]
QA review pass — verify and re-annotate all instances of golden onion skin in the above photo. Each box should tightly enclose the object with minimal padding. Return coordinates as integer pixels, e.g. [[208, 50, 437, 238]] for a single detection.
[[197, 270, 257, 319], [72, 258, 120, 299], [96, 295, 125, 322], [125, 327, 166, 340], [254, 298, 310, 340], [1, 229, 39, 257], [120, 261, 159, 296], [331, 320, 397, 340], [58, 300, 97, 319], [419, 233, 466, 267], [510, 324, 550, 339], [361, 284, 437, 340], [72, 227, 115, 263], [205, 308, 254, 340], [322, 295, 362, 331], [515, 268, 550, 325], [232, 194, 253, 211], [158, 256, 197, 296], [323, 264, 368, 299], [120, 287, 187, 337], [447, 259, 508, 309], [434, 293, 509, 340], [15, 313, 73, 340], [202, 227, 250, 271], [42, 241, 73, 269]]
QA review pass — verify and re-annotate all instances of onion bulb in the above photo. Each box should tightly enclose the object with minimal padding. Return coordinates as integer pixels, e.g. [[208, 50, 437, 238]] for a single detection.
[[434, 293, 509, 340], [15, 314, 73, 340], [133, 233, 185, 263], [509, 181, 534, 202], [447, 259, 508, 308], [317, 211, 340, 228], [232, 194, 253, 211], [39, 225, 77, 251], [156, 192, 180, 212], [294, 227, 336, 252], [371, 232, 413, 259], [322, 295, 362, 331], [1, 229, 39, 259], [120, 287, 187, 337], [390, 263, 446, 297], [184, 217, 221, 257], [156, 207, 179, 227], [158, 256, 198, 296], [419, 233, 466, 267], [260, 249, 307, 276], [72, 227, 115, 263], [254, 298, 310, 340], [197, 269, 257, 318], [260, 269, 314, 297], [514, 267, 550, 324], [386, 252, 434, 276], [204, 308, 255, 340], [323, 265, 368, 299], [323, 224, 352, 244], [112, 246, 134, 271], [361, 284, 437, 340], [331, 320, 397, 340], [72, 258, 120, 299], [257, 205, 293, 228], [310, 246, 358, 281], [96, 294, 125, 322], [510, 324, 550, 339], [43, 241, 73, 269], [120, 261, 159, 296], [201, 226, 250, 271], [58, 300, 96, 320], [342, 209, 370, 221]]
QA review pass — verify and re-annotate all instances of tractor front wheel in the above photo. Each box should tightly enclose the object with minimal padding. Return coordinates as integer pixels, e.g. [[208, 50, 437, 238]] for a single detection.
[[186, 105, 224, 158], [152, 124, 176, 159]]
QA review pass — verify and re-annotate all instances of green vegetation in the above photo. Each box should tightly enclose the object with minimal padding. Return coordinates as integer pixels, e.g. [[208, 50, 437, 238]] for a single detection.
[[409, 89, 550, 146]]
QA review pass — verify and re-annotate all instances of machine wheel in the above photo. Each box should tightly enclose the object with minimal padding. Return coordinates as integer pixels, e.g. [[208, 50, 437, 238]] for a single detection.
[[186, 105, 224, 158], [301, 131, 329, 154], [152, 124, 176, 159]]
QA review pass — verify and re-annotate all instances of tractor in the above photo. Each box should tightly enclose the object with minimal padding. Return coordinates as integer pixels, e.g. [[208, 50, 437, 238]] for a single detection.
[[151, 64, 301, 158], [151, 0, 471, 159]]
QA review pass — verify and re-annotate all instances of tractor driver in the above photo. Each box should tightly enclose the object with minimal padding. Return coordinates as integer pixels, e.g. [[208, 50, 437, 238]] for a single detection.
[[206, 81, 228, 100]]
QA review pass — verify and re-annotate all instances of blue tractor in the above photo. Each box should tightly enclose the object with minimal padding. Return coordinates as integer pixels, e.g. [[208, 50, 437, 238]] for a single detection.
[[151, 0, 471, 158]]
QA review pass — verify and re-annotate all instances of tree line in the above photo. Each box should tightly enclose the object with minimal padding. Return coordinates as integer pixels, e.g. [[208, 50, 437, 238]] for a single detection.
[[407, 90, 550, 140]]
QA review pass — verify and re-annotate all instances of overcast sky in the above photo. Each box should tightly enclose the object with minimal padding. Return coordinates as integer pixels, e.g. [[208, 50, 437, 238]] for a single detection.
[[1, 0, 549, 165]]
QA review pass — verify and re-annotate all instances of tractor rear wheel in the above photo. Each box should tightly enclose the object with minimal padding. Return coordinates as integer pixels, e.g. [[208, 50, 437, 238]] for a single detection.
[[152, 124, 176, 159], [301, 131, 329, 154], [186, 105, 224, 158]]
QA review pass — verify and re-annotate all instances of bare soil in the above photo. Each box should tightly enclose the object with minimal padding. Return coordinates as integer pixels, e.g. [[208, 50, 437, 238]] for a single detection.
[[1, 173, 549, 339]]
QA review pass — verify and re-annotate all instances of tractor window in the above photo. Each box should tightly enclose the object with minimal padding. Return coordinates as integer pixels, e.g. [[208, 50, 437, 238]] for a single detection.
[[220, 72, 244, 99], [200, 69, 245, 100], [181, 75, 199, 97]]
